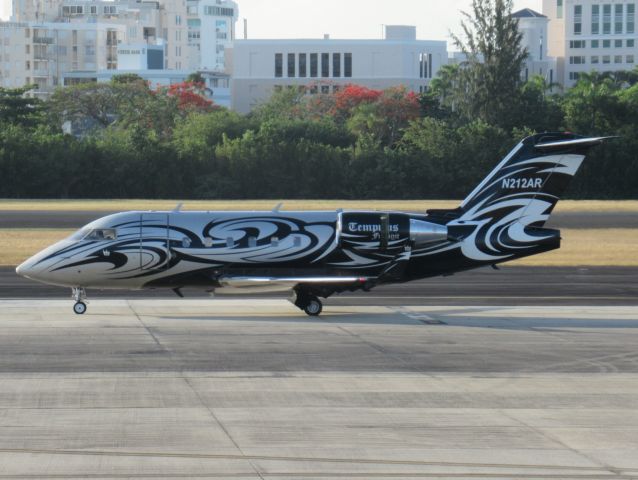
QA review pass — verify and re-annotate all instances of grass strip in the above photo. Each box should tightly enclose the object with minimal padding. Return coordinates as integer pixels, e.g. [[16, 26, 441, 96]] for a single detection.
[[1, 228, 636, 267], [0, 199, 637, 213]]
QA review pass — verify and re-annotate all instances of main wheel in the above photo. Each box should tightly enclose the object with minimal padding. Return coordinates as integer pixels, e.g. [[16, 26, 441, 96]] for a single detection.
[[303, 297, 322, 316], [73, 302, 87, 315]]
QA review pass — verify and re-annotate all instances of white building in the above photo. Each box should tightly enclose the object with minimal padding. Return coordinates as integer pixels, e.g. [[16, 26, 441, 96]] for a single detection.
[[512, 8, 558, 84], [186, 0, 237, 71], [543, 0, 637, 87], [230, 25, 447, 114], [116, 43, 165, 70], [3, 0, 237, 97], [0, 20, 125, 97]]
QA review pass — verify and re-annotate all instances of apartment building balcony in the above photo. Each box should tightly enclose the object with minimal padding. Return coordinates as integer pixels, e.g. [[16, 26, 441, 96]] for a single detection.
[[33, 37, 54, 45]]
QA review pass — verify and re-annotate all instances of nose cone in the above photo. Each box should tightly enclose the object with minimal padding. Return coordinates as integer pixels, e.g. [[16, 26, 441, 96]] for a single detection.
[[16, 258, 35, 279]]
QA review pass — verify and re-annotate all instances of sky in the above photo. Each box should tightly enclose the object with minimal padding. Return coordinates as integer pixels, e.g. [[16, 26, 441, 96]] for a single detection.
[[1, 0, 542, 42]]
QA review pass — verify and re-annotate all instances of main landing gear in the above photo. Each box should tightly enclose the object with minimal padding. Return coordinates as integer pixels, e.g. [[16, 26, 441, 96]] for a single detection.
[[293, 289, 323, 316], [71, 287, 88, 315]]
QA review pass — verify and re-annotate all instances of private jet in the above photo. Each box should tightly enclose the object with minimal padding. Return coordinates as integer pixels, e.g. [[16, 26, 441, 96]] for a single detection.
[[16, 132, 607, 315]]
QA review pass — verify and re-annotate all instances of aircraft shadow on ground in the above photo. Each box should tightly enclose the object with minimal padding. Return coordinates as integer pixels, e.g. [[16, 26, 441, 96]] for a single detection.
[[153, 305, 638, 331]]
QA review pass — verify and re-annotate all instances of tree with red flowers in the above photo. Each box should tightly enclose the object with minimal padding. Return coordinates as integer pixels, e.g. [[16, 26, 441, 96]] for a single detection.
[[162, 81, 216, 114], [332, 84, 382, 118]]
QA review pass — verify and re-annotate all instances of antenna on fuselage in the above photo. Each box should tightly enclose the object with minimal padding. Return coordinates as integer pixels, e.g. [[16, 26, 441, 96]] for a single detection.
[[172, 202, 184, 213], [272, 202, 283, 213]]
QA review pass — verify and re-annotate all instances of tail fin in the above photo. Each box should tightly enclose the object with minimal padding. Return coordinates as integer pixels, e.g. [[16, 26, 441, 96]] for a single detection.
[[455, 133, 606, 227]]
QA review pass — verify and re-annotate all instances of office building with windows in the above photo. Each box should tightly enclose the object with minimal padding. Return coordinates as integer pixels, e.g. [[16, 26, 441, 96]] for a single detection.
[[186, 0, 237, 71], [512, 8, 558, 84], [2, 0, 237, 97], [0, 20, 125, 97], [543, 0, 637, 86], [230, 25, 447, 113]]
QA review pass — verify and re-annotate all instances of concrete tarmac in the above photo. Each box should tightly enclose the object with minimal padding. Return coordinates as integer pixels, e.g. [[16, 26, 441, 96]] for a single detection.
[[0, 299, 637, 478]]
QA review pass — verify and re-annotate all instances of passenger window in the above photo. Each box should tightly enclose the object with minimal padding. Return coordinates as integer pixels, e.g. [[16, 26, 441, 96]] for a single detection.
[[226, 237, 234, 248], [271, 237, 279, 247], [248, 236, 257, 248], [181, 237, 191, 248], [84, 228, 117, 241], [204, 237, 213, 247], [293, 237, 301, 247]]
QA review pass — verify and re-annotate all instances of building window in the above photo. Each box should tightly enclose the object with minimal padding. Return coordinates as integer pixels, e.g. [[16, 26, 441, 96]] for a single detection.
[[310, 53, 318, 77], [299, 53, 306, 77], [628, 4, 635, 34], [103, 5, 116, 14], [203, 6, 234, 16], [287, 53, 295, 77], [344, 52, 352, 77], [603, 39, 611, 48], [569, 72, 580, 80], [591, 55, 599, 63], [614, 4, 623, 34], [592, 4, 600, 34], [592, 39, 599, 48], [628, 39, 635, 47], [321, 85, 329, 94], [570, 40, 586, 48], [615, 54, 623, 63], [557, 0, 563, 18], [321, 53, 329, 77], [615, 39, 623, 47], [603, 55, 611, 63], [419, 52, 429, 77], [333, 53, 341, 77], [628, 54, 635, 63], [603, 4, 611, 34], [569, 56, 586, 64], [90, 5, 96, 14], [574, 5, 582, 34], [275, 53, 283, 77]]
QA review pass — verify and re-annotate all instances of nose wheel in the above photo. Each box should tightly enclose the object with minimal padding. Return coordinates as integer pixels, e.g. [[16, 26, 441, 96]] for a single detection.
[[73, 302, 87, 315], [71, 287, 88, 315]]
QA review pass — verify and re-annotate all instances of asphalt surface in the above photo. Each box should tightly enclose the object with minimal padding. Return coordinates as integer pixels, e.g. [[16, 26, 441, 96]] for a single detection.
[[2, 265, 638, 305], [0, 300, 637, 477], [1, 209, 637, 228]]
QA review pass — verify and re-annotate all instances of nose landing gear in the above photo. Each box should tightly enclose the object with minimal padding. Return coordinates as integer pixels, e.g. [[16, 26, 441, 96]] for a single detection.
[[71, 287, 88, 315]]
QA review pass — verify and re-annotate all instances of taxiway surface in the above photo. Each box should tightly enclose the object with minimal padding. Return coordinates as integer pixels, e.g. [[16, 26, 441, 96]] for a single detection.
[[0, 299, 637, 478], [2, 265, 638, 306]]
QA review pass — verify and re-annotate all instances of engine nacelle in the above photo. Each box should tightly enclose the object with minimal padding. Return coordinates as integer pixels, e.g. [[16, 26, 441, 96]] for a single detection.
[[409, 219, 448, 246]]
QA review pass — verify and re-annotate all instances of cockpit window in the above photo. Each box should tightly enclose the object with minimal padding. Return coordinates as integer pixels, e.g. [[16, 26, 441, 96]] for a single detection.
[[68, 228, 117, 241], [84, 228, 117, 241]]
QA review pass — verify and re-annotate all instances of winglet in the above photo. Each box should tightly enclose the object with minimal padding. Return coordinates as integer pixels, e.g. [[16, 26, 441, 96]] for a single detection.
[[535, 136, 615, 151]]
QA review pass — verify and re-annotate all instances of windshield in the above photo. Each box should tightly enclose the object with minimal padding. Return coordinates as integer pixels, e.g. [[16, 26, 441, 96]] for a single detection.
[[68, 228, 117, 241]]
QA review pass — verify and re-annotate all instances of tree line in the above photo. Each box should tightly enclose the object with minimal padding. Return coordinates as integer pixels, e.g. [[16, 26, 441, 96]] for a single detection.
[[1, 0, 637, 200]]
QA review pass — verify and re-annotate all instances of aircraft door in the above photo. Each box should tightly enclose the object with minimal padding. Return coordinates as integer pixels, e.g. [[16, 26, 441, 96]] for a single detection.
[[139, 213, 170, 271]]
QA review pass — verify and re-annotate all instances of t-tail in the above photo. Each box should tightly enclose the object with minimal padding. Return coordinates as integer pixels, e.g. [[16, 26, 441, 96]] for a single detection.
[[426, 132, 608, 265]]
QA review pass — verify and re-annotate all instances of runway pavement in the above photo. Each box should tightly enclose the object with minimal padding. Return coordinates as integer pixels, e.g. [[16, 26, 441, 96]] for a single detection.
[[0, 299, 637, 477], [2, 265, 637, 305], [1, 209, 638, 228]]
